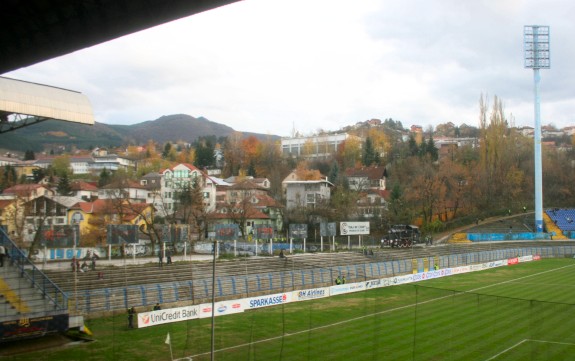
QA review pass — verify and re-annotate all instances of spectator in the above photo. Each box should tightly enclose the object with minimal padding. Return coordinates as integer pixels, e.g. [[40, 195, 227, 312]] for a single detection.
[[279, 249, 286, 258], [153, 303, 161, 311], [0, 244, 5, 267], [158, 249, 164, 268], [166, 249, 172, 264], [71, 257, 78, 272], [127, 307, 136, 329]]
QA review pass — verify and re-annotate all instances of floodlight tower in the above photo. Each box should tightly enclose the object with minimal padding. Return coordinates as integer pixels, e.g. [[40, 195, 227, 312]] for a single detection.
[[524, 25, 550, 233]]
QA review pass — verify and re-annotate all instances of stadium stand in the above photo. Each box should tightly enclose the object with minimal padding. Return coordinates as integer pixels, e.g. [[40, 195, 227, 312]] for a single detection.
[[0, 229, 69, 342], [546, 208, 575, 234], [33, 240, 575, 317]]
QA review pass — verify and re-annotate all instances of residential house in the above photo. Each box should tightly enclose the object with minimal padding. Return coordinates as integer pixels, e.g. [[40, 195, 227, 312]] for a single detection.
[[209, 179, 283, 238], [140, 172, 163, 215], [224, 175, 270, 189], [284, 178, 333, 210], [354, 189, 389, 219], [159, 163, 217, 218], [98, 179, 148, 203], [12, 160, 40, 181], [1, 184, 54, 201], [0, 156, 20, 167], [345, 166, 387, 192], [70, 180, 99, 201], [0, 199, 18, 238], [69, 199, 154, 246], [344, 165, 389, 219], [21, 195, 82, 244]]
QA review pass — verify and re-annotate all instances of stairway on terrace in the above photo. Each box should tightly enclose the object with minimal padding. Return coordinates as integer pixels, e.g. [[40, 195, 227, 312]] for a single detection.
[[0, 261, 56, 322]]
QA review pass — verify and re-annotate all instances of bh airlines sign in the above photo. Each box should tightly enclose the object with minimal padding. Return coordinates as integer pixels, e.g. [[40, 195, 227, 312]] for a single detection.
[[340, 222, 370, 236]]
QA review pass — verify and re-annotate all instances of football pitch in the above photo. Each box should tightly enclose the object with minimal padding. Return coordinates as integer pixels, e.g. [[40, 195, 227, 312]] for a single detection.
[[11, 258, 575, 361]]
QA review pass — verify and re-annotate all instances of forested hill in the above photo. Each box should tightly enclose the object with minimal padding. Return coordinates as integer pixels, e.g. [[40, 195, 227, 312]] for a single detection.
[[0, 114, 279, 152]]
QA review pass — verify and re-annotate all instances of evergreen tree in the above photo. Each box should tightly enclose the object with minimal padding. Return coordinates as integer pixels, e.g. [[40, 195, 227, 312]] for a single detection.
[[32, 167, 46, 183], [426, 137, 438, 161], [373, 150, 381, 165], [23, 150, 36, 160], [247, 160, 257, 177], [328, 161, 339, 184], [195, 139, 215, 169], [0, 165, 17, 191], [57, 173, 72, 196], [162, 142, 172, 159], [408, 135, 419, 157], [98, 168, 111, 187], [362, 137, 376, 166]]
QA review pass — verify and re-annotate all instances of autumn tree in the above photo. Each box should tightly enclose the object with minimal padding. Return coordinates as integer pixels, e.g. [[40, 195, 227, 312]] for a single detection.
[[0, 165, 17, 191], [476, 94, 525, 210], [222, 132, 245, 177], [404, 158, 447, 225], [241, 136, 260, 171], [367, 127, 389, 161], [253, 137, 286, 198], [174, 179, 208, 242], [336, 137, 362, 170], [162, 142, 177, 161], [295, 162, 322, 180], [51, 155, 71, 177]]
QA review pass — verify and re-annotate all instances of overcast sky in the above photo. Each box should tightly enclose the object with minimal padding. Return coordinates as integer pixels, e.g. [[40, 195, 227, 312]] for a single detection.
[[6, 0, 575, 137]]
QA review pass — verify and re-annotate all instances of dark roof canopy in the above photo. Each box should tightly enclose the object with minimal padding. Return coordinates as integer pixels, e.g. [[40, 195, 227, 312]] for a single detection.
[[0, 0, 240, 75]]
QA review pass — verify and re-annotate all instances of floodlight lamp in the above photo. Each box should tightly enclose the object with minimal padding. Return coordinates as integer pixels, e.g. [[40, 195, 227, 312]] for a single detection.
[[524, 25, 550, 69]]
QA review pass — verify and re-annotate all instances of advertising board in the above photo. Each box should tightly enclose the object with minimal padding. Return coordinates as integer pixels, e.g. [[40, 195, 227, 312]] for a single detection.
[[340, 222, 370, 236], [137, 305, 200, 328]]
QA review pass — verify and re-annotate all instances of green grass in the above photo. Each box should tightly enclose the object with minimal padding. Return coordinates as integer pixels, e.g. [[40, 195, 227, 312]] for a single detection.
[[8, 258, 575, 361]]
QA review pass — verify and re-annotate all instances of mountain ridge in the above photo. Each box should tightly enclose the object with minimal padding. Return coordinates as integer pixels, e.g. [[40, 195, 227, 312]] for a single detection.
[[0, 114, 280, 153]]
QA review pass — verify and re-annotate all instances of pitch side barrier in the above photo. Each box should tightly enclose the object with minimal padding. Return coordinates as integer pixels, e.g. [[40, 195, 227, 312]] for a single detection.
[[136, 254, 540, 328]]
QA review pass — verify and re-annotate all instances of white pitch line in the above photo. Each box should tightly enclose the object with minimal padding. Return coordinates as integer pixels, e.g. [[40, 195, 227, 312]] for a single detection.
[[176, 262, 575, 361], [484, 339, 528, 361], [484, 338, 575, 361]]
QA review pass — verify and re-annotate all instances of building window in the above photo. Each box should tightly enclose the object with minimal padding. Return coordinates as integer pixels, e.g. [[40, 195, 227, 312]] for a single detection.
[[306, 193, 315, 204]]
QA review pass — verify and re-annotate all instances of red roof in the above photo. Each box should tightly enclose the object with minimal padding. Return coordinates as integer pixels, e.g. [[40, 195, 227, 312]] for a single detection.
[[0, 199, 14, 209], [73, 199, 151, 222], [2, 184, 48, 196], [71, 180, 99, 191], [344, 166, 387, 180], [253, 194, 283, 208]]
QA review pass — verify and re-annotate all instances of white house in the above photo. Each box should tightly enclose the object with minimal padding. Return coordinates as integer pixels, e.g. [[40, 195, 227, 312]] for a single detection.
[[159, 163, 217, 217], [284, 178, 333, 210]]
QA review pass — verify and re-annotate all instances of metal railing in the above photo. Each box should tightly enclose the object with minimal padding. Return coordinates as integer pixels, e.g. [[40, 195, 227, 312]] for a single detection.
[[0, 228, 68, 312]]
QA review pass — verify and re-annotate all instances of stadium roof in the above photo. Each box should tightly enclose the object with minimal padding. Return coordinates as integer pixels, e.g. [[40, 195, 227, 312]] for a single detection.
[[0, 1, 240, 133], [0, 76, 94, 133], [0, 0, 241, 75]]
